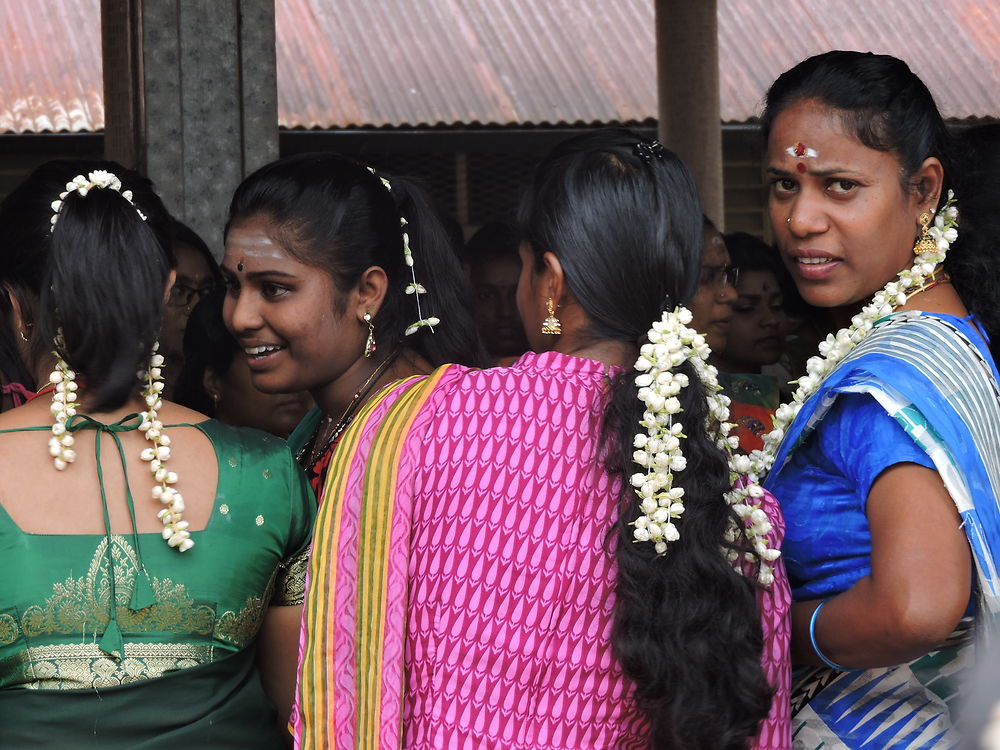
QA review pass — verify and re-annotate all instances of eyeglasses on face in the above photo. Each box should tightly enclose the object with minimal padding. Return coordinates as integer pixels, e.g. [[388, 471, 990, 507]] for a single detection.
[[167, 283, 217, 308], [699, 264, 740, 290]]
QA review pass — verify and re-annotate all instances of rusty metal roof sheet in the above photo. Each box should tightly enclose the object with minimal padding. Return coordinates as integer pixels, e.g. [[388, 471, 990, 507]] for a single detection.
[[2, 0, 996, 134], [718, 0, 1000, 122], [0, 0, 104, 133], [275, 0, 657, 129]]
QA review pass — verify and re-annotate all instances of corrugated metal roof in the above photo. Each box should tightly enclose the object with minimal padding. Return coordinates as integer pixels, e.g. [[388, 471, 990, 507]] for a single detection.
[[275, 0, 656, 128], [1, 0, 996, 134], [0, 0, 104, 133], [718, 0, 1000, 122]]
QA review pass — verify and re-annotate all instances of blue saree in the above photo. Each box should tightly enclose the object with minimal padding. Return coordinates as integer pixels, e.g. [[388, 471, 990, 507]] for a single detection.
[[765, 312, 1000, 749]]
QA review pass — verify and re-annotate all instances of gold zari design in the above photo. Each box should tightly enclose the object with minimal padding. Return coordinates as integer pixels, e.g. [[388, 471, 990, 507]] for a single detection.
[[19, 537, 214, 639], [0, 642, 213, 690], [0, 614, 17, 646], [2, 536, 273, 689], [272, 549, 309, 606]]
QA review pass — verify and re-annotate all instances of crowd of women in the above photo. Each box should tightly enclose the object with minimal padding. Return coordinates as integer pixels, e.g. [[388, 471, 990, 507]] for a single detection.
[[0, 50, 997, 750]]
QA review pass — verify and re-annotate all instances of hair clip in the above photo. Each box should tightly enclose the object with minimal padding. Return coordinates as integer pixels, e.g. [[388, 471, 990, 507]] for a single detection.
[[634, 139, 666, 164]]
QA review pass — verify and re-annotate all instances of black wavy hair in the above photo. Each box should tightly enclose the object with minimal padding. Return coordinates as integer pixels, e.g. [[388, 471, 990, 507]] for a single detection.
[[949, 124, 1000, 354], [172, 219, 223, 287], [761, 51, 998, 344], [0, 160, 174, 411], [173, 288, 237, 416], [519, 129, 771, 749], [0, 296, 33, 402], [225, 152, 487, 368]]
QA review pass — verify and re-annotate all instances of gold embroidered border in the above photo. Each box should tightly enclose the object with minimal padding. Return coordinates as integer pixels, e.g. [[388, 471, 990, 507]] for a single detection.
[[6, 536, 278, 652], [2, 641, 214, 690]]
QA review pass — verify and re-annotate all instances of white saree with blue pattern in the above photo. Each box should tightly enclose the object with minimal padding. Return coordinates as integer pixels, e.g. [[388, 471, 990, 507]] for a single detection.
[[765, 311, 1000, 750]]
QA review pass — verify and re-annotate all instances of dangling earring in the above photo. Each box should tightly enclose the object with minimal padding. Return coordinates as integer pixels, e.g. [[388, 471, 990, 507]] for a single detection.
[[363, 312, 376, 357], [913, 212, 937, 256], [18, 329, 28, 344], [541, 298, 561, 335]]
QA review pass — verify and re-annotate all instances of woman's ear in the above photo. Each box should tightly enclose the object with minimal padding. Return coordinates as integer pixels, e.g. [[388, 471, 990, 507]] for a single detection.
[[162, 269, 178, 306], [5, 284, 32, 340], [912, 156, 944, 211], [353, 265, 389, 319], [540, 251, 566, 305], [202, 368, 223, 406]]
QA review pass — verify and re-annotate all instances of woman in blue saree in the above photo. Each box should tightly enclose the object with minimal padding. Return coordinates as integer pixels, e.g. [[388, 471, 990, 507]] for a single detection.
[[757, 51, 1000, 749]]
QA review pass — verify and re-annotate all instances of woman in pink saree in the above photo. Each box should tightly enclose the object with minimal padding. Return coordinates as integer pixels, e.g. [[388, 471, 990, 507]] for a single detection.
[[295, 130, 791, 749]]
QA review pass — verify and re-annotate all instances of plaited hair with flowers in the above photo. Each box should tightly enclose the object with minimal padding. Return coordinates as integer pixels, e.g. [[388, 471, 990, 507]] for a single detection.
[[42, 168, 192, 551]]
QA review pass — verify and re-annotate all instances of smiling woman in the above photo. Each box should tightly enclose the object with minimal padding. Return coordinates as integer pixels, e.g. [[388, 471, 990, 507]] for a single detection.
[[221, 153, 486, 494], [755, 51, 1000, 749]]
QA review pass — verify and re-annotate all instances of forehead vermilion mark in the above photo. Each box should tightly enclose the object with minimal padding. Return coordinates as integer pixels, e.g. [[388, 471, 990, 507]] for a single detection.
[[793, 142, 807, 157], [797, 162, 807, 173]]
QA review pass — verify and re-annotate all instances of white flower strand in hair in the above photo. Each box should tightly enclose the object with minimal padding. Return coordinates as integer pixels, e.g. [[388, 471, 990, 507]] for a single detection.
[[747, 191, 959, 483], [365, 166, 440, 336], [44, 343, 192, 551], [138, 344, 193, 551], [47, 357, 79, 470], [630, 307, 778, 585], [50, 169, 147, 230]]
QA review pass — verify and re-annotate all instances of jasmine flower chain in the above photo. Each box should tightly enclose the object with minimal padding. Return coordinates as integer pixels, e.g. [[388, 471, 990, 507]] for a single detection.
[[630, 306, 779, 585]]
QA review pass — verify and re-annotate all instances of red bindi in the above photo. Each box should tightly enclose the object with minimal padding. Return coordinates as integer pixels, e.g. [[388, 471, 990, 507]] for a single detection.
[[796, 162, 807, 173]]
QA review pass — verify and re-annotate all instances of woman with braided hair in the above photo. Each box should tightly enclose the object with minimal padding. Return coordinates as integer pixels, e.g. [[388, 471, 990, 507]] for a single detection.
[[290, 131, 791, 750]]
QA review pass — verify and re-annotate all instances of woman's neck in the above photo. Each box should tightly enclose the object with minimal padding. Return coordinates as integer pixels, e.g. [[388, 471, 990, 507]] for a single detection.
[[555, 338, 636, 371], [311, 348, 431, 420]]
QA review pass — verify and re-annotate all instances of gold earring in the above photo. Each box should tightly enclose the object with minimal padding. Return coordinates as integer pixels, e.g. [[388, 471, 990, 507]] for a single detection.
[[363, 312, 376, 357], [913, 212, 936, 256], [541, 298, 561, 335]]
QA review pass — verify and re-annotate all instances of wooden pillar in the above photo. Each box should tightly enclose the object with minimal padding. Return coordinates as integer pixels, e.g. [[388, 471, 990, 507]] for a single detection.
[[655, 0, 724, 227], [102, 0, 145, 171], [101, 0, 278, 255]]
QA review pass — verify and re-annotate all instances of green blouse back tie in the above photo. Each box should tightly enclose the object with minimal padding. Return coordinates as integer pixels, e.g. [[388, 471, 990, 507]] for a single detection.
[[0, 413, 157, 660]]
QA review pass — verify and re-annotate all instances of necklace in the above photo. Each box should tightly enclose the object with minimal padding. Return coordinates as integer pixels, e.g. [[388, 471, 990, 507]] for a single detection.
[[907, 270, 950, 298], [299, 350, 399, 472]]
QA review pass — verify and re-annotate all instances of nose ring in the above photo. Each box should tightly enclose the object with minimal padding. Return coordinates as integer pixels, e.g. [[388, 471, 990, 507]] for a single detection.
[[786, 217, 791, 224]]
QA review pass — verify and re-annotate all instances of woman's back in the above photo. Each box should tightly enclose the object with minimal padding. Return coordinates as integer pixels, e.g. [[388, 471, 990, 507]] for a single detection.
[[0, 397, 313, 689], [405, 353, 642, 747], [301, 354, 789, 748]]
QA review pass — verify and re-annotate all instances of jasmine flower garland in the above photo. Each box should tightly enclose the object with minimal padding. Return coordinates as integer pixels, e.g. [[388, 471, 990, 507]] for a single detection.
[[365, 167, 440, 336], [49, 169, 147, 230], [747, 192, 959, 483], [46, 343, 193, 551], [47, 356, 79, 470], [138, 344, 194, 551], [631, 306, 779, 586]]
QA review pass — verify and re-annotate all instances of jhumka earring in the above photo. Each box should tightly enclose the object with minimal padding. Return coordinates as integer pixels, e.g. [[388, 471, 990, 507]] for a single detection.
[[913, 212, 937, 256], [363, 312, 376, 357], [541, 298, 561, 335]]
